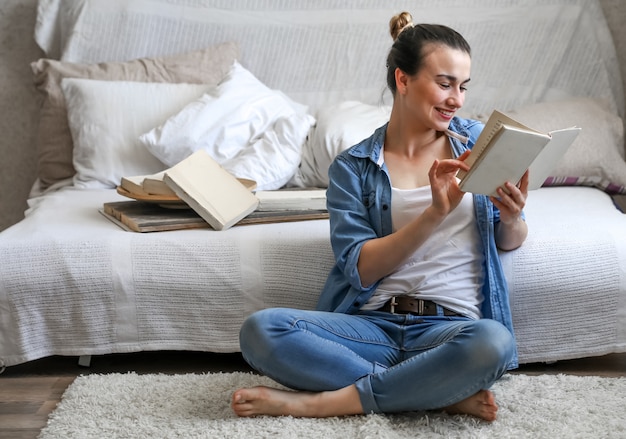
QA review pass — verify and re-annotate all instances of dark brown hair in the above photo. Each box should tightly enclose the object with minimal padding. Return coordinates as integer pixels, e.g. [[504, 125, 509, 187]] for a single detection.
[[386, 12, 471, 95]]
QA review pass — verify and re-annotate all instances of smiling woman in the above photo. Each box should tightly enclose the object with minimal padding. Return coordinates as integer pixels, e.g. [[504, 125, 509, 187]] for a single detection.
[[232, 11, 527, 422], [2, 3, 626, 436], [383, 46, 472, 189]]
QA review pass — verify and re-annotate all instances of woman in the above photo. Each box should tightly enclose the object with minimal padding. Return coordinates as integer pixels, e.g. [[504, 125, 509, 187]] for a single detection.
[[232, 11, 528, 422]]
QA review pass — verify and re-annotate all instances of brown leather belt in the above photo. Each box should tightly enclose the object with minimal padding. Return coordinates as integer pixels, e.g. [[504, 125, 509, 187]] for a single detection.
[[380, 296, 460, 317]]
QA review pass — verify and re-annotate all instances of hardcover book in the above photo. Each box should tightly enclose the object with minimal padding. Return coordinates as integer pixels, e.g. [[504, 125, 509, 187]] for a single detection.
[[120, 170, 255, 200], [163, 150, 259, 231]]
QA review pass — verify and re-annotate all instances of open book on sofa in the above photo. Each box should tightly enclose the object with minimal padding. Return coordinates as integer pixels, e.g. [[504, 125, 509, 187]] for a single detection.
[[114, 151, 328, 231]]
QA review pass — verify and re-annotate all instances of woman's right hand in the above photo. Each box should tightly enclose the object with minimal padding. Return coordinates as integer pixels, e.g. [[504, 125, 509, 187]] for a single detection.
[[427, 150, 471, 218]]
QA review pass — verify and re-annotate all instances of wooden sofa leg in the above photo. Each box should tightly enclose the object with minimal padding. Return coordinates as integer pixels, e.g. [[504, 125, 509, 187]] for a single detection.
[[78, 355, 92, 367]]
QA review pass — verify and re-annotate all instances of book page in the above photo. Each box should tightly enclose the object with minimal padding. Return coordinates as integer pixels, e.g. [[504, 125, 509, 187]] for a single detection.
[[120, 174, 150, 196], [143, 171, 176, 196], [527, 127, 581, 189], [458, 110, 537, 176], [459, 125, 551, 196], [255, 189, 327, 211]]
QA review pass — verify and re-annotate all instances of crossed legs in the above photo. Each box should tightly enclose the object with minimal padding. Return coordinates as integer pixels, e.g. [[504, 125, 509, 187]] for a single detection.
[[232, 383, 500, 420], [231, 308, 514, 421]]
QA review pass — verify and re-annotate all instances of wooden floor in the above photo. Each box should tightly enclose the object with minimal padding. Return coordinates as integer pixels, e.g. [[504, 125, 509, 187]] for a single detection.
[[1, 351, 625, 439]]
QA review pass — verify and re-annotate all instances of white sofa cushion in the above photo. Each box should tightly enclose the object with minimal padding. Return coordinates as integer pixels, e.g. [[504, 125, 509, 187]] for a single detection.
[[62, 78, 211, 189], [140, 62, 315, 190], [290, 101, 391, 188]]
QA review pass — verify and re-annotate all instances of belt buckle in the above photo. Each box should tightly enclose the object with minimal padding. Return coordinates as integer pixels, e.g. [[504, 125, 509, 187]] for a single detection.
[[389, 297, 426, 315], [389, 297, 399, 313]]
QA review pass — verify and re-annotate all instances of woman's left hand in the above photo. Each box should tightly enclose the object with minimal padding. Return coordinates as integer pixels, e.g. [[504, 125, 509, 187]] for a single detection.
[[491, 170, 529, 250], [490, 170, 529, 224]]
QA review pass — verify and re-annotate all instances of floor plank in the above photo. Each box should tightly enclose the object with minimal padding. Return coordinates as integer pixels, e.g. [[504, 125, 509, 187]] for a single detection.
[[0, 401, 41, 416], [0, 431, 44, 439]]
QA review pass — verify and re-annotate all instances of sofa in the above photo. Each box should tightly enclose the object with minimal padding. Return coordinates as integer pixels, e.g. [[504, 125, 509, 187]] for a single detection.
[[1, 0, 626, 371]]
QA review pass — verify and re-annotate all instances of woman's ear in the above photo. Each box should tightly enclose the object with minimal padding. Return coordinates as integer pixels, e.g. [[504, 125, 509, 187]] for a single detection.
[[394, 68, 409, 95]]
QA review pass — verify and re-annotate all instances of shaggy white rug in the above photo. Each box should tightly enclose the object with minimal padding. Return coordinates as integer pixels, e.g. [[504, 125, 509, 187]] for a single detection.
[[39, 372, 626, 439]]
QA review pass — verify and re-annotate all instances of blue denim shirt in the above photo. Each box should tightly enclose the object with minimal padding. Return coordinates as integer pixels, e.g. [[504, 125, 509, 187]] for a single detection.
[[316, 117, 519, 368]]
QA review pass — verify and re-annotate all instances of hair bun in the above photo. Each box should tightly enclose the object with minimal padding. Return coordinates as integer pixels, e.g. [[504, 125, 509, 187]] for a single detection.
[[389, 11, 414, 41]]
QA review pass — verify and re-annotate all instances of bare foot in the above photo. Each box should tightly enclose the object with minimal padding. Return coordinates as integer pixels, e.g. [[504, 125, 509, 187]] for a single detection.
[[231, 385, 363, 418], [231, 386, 314, 417], [443, 389, 498, 422]]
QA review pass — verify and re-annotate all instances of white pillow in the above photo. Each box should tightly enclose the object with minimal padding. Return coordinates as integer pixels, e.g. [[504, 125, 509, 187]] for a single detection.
[[139, 62, 314, 190], [505, 98, 626, 193], [224, 112, 315, 190], [62, 78, 212, 188], [290, 101, 391, 188]]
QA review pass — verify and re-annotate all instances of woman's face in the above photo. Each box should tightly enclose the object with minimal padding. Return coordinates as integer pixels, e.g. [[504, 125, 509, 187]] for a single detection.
[[402, 45, 471, 132]]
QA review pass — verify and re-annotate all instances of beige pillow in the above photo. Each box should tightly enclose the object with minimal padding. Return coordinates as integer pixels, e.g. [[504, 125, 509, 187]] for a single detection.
[[290, 101, 391, 188], [506, 98, 626, 193], [31, 42, 239, 189]]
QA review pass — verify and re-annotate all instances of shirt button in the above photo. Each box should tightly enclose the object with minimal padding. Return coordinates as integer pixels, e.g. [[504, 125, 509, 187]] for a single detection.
[[382, 204, 389, 210]]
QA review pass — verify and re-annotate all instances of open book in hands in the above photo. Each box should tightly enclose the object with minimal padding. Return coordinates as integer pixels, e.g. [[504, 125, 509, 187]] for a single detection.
[[457, 110, 581, 197]]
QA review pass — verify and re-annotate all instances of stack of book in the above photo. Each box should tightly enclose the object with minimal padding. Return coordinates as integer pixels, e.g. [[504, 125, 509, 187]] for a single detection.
[[102, 150, 328, 232]]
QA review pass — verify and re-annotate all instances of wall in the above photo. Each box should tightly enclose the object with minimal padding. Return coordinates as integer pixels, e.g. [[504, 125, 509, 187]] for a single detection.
[[0, 0, 41, 231], [0, 0, 624, 232], [599, 0, 626, 104]]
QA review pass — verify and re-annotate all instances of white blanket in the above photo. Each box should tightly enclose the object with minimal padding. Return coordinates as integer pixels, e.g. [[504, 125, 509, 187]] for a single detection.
[[1, 186, 624, 366], [502, 187, 626, 362], [0, 188, 335, 366], [2, 0, 625, 368]]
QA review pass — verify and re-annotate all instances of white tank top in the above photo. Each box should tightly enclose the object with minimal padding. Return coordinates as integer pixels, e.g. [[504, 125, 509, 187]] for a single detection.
[[362, 172, 485, 319]]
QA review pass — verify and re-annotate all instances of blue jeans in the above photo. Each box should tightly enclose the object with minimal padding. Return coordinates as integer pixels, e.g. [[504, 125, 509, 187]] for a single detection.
[[239, 307, 515, 414]]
